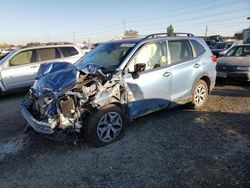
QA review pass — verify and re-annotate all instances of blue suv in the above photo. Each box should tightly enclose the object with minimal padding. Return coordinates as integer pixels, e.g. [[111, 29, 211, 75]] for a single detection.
[[21, 33, 217, 146]]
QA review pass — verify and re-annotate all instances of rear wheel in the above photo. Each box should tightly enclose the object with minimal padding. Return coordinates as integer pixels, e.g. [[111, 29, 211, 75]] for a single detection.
[[85, 104, 126, 147], [191, 80, 208, 110]]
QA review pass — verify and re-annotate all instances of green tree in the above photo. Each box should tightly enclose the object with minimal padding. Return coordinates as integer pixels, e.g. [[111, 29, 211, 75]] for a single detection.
[[167, 25, 174, 35]]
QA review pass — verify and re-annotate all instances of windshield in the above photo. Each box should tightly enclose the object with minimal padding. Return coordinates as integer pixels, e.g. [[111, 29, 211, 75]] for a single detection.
[[226, 46, 250, 57], [75, 42, 135, 72], [213, 42, 232, 50]]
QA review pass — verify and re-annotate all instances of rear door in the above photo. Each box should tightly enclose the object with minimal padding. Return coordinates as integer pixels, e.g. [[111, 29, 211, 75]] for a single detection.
[[166, 40, 198, 101], [1, 49, 38, 90], [124, 40, 172, 119]]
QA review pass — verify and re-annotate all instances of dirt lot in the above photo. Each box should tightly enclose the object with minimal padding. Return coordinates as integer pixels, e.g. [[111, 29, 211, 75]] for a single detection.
[[0, 80, 249, 187]]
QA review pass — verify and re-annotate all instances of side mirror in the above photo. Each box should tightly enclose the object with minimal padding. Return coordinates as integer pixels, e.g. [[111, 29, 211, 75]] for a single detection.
[[134, 63, 146, 73]]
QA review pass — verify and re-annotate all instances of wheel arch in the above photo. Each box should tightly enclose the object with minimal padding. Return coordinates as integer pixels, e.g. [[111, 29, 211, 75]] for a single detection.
[[192, 73, 212, 94]]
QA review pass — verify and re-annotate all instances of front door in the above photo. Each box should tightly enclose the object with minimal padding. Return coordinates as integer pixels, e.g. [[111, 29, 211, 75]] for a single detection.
[[124, 41, 172, 119]]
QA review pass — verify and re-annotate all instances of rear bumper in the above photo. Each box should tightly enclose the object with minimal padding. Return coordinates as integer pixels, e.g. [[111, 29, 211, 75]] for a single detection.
[[217, 71, 250, 81], [21, 103, 54, 134]]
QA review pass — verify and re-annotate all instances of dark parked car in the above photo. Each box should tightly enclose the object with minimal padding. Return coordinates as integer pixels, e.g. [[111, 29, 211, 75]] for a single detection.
[[216, 44, 250, 81], [0, 52, 9, 61], [211, 41, 242, 57]]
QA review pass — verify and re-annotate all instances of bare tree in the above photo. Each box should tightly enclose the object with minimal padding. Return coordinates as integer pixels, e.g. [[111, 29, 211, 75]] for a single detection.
[[123, 29, 139, 39]]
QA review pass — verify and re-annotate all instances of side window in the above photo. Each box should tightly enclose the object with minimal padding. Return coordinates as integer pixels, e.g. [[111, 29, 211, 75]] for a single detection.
[[59, 47, 79, 57], [243, 46, 250, 56], [37, 48, 60, 61], [9, 50, 36, 66], [129, 41, 167, 72], [235, 47, 243, 56], [168, 40, 193, 64], [190, 40, 205, 57]]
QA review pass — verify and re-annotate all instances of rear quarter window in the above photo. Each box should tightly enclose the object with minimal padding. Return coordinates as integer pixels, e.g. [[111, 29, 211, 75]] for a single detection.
[[37, 48, 61, 61], [190, 40, 205, 57], [59, 47, 79, 57]]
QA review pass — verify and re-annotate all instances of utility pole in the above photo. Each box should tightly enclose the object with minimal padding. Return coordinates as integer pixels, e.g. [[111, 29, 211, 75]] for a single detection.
[[73, 32, 76, 43], [123, 19, 126, 35], [205, 25, 208, 38]]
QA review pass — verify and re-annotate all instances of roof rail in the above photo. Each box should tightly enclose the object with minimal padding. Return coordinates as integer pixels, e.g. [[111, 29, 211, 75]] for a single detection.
[[24, 42, 74, 48], [144, 32, 194, 39], [45, 42, 73, 46]]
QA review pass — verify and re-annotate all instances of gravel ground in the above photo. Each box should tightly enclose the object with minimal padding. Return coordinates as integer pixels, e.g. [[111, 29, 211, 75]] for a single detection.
[[0, 80, 249, 188]]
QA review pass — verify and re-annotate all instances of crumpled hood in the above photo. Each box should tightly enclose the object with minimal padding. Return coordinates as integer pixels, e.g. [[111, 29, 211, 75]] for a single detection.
[[32, 62, 104, 95], [32, 62, 79, 94]]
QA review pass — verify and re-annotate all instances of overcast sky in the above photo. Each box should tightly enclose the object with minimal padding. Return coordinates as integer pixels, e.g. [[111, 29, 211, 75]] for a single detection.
[[1, 0, 250, 44]]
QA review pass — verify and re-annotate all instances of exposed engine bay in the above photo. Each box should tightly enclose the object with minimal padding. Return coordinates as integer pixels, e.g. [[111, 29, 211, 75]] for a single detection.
[[21, 62, 130, 136]]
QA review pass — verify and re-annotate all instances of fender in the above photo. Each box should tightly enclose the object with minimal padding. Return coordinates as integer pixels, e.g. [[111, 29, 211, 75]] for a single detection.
[[191, 72, 213, 94]]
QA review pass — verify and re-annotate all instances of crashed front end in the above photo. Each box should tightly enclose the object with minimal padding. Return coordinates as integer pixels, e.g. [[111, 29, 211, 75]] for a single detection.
[[21, 62, 127, 137]]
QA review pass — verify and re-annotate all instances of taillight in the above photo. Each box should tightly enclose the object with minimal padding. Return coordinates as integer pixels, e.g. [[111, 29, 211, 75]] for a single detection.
[[211, 55, 217, 63]]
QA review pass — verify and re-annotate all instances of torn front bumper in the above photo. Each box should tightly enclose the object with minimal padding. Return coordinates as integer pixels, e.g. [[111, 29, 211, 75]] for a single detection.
[[21, 103, 55, 135]]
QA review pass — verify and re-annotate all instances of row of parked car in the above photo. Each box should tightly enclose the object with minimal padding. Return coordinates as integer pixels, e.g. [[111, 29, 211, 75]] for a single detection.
[[208, 39, 250, 81], [210, 40, 242, 57], [1, 32, 249, 147]]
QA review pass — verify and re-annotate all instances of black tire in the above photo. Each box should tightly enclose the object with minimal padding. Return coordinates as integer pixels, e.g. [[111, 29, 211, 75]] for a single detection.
[[85, 104, 127, 147], [191, 80, 208, 110]]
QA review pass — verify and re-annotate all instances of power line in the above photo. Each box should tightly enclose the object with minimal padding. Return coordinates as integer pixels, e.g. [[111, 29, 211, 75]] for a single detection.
[[126, 8, 249, 30], [50, 0, 245, 41], [46, 1, 249, 42], [126, 0, 238, 25], [124, 0, 216, 21], [47, 0, 218, 37]]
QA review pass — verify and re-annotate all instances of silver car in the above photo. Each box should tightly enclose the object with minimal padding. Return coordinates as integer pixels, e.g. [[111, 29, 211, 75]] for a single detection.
[[0, 43, 83, 93]]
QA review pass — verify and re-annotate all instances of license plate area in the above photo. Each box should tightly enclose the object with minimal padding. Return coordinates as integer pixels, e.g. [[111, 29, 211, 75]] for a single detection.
[[217, 71, 227, 78]]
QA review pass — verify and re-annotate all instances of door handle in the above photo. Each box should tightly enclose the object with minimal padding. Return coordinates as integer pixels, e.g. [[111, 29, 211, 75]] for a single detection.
[[193, 63, 200, 68], [163, 72, 171, 77]]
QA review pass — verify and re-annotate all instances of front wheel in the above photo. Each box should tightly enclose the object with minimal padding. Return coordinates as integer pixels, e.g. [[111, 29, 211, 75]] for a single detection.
[[85, 104, 127, 147], [191, 80, 208, 110]]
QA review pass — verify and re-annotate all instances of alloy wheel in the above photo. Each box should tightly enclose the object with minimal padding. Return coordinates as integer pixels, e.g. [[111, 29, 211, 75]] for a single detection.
[[194, 84, 206, 105], [97, 112, 123, 142]]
